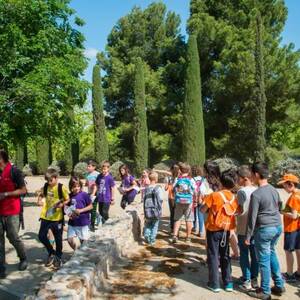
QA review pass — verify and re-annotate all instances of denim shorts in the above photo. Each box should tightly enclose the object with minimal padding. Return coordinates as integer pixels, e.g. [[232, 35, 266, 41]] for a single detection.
[[284, 230, 300, 251]]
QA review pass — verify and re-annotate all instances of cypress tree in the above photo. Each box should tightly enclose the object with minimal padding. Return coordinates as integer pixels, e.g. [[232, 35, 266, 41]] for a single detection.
[[182, 35, 205, 165], [92, 63, 109, 164], [253, 12, 267, 161], [133, 58, 148, 175], [36, 138, 50, 174]]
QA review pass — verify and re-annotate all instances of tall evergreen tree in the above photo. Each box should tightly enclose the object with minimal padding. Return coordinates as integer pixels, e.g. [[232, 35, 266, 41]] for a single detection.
[[92, 63, 109, 163], [36, 138, 50, 174], [133, 58, 148, 174], [182, 35, 205, 165], [253, 13, 267, 161]]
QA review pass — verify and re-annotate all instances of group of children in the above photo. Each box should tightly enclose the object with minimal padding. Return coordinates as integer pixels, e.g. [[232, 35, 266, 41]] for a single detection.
[[145, 161, 300, 299], [35, 158, 300, 299]]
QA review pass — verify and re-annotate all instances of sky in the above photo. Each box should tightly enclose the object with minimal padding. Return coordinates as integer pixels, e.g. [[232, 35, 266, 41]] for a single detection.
[[71, 0, 300, 83]]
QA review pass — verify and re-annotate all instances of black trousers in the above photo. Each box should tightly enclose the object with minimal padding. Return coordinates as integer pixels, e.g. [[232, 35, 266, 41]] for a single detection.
[[206, 230, 232, 287], [98, 202, 110, 223], [168, 199, 175, 231], [38, 219, 63, 258]]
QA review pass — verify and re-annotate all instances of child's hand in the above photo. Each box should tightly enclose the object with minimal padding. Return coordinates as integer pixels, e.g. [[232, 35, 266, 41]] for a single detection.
[[111, 199, 115, 205], [74, 209, 80, 216], [54, 202, 63, 209]]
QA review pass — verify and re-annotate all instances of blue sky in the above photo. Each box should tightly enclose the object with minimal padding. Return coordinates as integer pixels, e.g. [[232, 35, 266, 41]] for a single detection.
[[71, 0, 300, 83]]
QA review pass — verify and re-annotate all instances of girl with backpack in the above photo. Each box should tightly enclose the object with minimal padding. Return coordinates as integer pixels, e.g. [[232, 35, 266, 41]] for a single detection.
[[119, 165, 138, 209], [201, 169, 239, 293], [143, 171, 163, 246]]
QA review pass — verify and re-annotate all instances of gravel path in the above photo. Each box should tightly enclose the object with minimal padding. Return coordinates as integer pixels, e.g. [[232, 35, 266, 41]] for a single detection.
[[0, 177, 299, 300]]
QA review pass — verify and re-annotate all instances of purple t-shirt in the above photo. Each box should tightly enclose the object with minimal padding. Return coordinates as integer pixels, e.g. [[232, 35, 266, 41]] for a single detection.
[[122, 175, 137, 199], [95, 173, 115, 203], [68, 191, 91, 227]]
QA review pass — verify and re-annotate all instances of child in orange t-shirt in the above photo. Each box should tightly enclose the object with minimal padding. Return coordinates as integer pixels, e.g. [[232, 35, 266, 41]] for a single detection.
[[201, 169, 238, 293], [278, 173, 300, 282]]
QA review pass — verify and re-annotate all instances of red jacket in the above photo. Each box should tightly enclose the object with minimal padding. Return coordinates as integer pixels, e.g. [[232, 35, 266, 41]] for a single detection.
[[0, 162, 21, 216]]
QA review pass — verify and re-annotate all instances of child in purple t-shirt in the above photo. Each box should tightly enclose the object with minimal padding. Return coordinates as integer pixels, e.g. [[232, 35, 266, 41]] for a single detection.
[[119, 164, 138, 209], [66, 177, 93, 251], [93, 161, 116, 224]]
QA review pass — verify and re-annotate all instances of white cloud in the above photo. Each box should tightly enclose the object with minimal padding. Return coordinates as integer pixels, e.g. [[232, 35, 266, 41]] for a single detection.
[[84, 48, 98, 59]]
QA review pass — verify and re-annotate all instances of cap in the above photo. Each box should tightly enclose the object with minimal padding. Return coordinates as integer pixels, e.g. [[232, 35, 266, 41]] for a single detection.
[[277, 173, 299, 185]]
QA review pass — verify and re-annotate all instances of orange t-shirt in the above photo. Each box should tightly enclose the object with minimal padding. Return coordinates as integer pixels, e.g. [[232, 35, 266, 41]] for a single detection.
[[283, 190, 300, 233], [204, 189, 237, 232]]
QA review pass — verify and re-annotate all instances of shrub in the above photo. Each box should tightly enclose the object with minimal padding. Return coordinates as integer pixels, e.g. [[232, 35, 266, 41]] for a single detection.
[[110, 161, 124, 181], [73, 162, 88, 179], [213, 157, 239, 173], [48, 160, 62, 175], [271, 157, 300, 185], [22, 164, 33, 176]]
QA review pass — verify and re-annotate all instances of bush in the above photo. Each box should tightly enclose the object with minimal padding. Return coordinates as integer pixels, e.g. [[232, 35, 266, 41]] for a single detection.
[[213, 157, 239, 173], [110, 161, 124, 181], [153, 160, 176, 182], [48, 160, 64, 175], [73, 162, 88, 179], [271, 157, 300, 185], [22, 162, 38, 176]]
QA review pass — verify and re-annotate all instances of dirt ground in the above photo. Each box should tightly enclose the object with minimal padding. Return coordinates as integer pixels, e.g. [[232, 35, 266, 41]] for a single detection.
[[0, 176, 299, 300]]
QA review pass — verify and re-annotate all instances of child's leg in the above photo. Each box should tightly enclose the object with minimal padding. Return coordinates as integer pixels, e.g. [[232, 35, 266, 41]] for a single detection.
[[168, 199, 175, 232], [144, 219, 151, 243], [249, 237, 259, 280], [219, 231, 232, 286], [206, 230, 221, 288], [238, 235, 251, 281], [185, 204, 194, 238], [150, 220, 160, 244], [198, 208, 205, 236], [91, 200, 98, 228], [186, 221, 193, 239], [68, 237, 79, 250], [285, 250, 294, 274], [99, 202, 110, 223], [51, 221, 63, 259], [38, 220, 55, 256], [230, 231, 239, 258], [47, 230, 55, 246], [296, 250, 300, 273], [192, 206, 197, 231], [172, 205, 183, 238]]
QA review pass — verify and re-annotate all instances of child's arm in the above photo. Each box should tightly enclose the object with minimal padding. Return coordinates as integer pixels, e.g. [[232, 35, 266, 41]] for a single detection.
[[37, 192, 44, 207], [153, 169, 172, 176], [111, 185, 116, 205], [124, 179, 137, 192], [282, 208, 298, 220], [75, 203, 93, 215]]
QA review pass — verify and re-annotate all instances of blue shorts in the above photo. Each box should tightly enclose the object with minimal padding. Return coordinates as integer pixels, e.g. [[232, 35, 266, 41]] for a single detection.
[[284, 230, 300, 251]]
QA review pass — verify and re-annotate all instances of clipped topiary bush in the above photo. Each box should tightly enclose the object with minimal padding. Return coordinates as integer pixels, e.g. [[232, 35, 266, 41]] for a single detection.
[[22, 164, 33, 176], [73, 162, 88, 179], [271, 157, 300, 186], [213, 157, 239, 173], [48, 161, 61, 175]]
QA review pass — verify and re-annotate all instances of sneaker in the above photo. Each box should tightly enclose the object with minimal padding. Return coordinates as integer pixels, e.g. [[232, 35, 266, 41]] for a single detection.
[[53, 256, 62, 269], [251, 278, 259, 289], [271, 286, 286, 296], [45, 254, 55, 267], [248, 288, 271, 300], [224, 282, 234, 292], [239, 279, 252, 291], [207, 283, 221, 293], [282, 272, 296, 283], [171, 236, 178, 244], [18, 259, 28, 271], [294, 271, 300, 280]]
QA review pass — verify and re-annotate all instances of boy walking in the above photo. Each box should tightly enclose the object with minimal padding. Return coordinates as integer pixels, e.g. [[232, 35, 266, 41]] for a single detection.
[[278, 174, 300, 282], [37, 168, 69, 269], [143, 171, 163, 246], [246, 162, 285, 300], [201, 169, 238, 293], [236, 165, 258, 290], [172, 163, 195, 243], [85, 160, 99, 231], [92, 161, 115, 224]]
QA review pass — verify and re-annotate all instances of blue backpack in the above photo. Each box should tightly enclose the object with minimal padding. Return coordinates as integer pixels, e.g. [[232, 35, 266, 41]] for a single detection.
[[174, 177, 194, 204]]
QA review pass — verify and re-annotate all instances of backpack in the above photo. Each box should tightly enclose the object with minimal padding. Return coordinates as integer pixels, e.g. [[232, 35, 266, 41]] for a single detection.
[[10, 165, 26, 230], [214, 191, 238, 231], [144, 186, 162, 220], [174, 177, 194, 204], [43, 182, 63, 201]]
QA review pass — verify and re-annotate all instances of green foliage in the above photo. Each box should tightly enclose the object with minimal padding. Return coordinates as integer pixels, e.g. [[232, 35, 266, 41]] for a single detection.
[[0, 0, 88, 158], [92, 63, 109, 164], [253, 13, 267, 161], [182, 35, 205, 165], [188, 0, 300, 162], [271, 157, 300, 185], [133, 58, 148, 174], [100, 2, 185, 164]]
